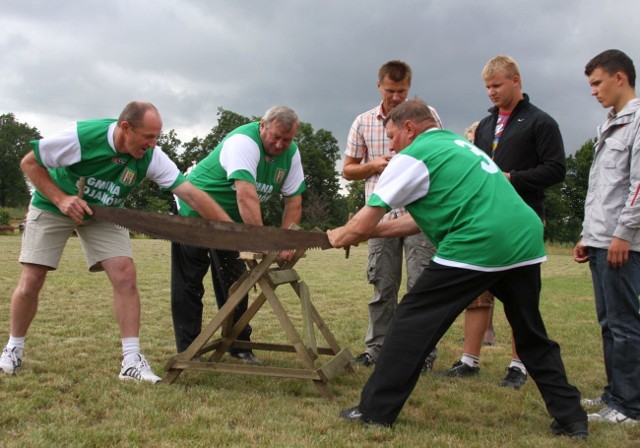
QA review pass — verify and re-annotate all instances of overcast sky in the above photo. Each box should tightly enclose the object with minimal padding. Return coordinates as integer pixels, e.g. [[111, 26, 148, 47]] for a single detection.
[[2, 1, 639, 171]]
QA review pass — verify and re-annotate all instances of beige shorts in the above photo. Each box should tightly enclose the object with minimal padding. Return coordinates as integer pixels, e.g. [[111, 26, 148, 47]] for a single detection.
[[466, 290, 494, 309], [20, 207, 132, 272]]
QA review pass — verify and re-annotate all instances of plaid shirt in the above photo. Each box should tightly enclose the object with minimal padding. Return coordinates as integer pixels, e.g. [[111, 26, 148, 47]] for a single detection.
[[345, 101, 443, 221]]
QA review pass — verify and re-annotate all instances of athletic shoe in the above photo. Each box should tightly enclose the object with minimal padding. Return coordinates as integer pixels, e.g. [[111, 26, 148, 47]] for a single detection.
[[229, 351, 262, 365], [421, 347, 438, 373], [500, 366, 527, 389], [550, 419, 589, 439], [340, 406, 364, 422], [581, 396, 605, 409], [0, 347, 22, 374], [588, 406, 638, 425], [353, 352, 375, 367], [339, 406, 390, 427], [119, 354, 162, 384], [439, 360, 479, 378]]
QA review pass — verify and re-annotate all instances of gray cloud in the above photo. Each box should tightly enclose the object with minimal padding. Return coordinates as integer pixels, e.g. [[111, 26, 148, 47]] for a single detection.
[[1, 0, 638, 162]]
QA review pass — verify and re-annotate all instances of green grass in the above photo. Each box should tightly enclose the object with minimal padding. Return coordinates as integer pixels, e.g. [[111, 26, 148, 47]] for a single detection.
[[0, 236, 638, 447]]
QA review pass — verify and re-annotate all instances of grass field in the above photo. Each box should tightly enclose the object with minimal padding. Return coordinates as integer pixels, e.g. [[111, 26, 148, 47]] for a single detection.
[[0, 235, 639, 447]]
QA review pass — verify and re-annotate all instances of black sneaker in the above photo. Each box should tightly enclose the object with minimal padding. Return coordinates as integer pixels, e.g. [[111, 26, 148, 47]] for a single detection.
[[421, 347, 439, 373], [340, 406, 363, 422], [500, 366, 527, 389], [353, 352, 375, 367], [229, 351, 262, 365], [550, 419, 588, 439], [339, 406, 391, 428], [439, 360, 479, 378]]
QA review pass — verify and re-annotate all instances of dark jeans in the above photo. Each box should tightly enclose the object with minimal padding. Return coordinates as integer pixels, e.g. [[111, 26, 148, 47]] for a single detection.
[[358, 261, 586, 426], [171, 242, 252, 353], [589, 248, 640, 419]]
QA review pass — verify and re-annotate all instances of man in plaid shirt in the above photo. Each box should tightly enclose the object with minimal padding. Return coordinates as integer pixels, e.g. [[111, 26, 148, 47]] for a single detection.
[[343, 60, 442, 371]]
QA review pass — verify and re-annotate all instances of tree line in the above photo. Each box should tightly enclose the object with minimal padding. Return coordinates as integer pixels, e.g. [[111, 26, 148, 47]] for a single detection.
[[0, 110, 593, 243]]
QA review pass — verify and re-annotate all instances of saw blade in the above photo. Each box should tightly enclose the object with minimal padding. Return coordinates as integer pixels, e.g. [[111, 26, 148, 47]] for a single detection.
[[89, 205, 332, 252]]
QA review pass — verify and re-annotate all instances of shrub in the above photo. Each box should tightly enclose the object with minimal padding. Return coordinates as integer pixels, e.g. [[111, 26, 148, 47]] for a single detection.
[[0, 208, 11, 226]]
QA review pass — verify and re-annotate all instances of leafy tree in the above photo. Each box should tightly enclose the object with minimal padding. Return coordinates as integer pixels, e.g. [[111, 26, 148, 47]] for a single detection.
[[180, 108, 254, 169], [0, 114, 40, 207], [545, 138, 595, 243], [0, 208, 11, 226], [296, 123, 342, 228], [123, 130, 183, 212], [160, 129, 184, 171], [563, 138, 595, 223], [329, 194, 350, 228], [344, 180, 365, 214], [179, 136, 205, 174]]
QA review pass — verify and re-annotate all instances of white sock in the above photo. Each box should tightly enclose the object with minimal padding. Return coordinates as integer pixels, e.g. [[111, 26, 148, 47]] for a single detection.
[[122, 337, 141, 364], [510, 359, 527, 374], [461, 353, 480, 368], [7, 336, 25, 358]]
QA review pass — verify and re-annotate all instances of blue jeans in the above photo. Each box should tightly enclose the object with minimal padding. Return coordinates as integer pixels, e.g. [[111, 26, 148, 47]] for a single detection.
[[589, 248, 640, 419]]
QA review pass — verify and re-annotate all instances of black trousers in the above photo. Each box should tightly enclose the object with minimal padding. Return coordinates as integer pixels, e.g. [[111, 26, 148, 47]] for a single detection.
[[171, 242, 252, 353], [358, 261, 587, 426]]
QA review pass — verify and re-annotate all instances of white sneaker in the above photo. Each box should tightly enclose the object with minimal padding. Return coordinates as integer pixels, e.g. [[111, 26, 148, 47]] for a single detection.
[[581, 396, 605, 409], [119, 354, 162, 384], [0, 347, 22, 374], [588, 406, 638, 425]]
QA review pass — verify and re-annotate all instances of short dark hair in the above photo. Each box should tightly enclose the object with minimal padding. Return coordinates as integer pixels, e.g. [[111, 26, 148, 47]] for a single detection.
[[384, 98, 435, 128], [379, 60, 412, 84], [585, 49, 636, 88], [117, 101, 159, 129]]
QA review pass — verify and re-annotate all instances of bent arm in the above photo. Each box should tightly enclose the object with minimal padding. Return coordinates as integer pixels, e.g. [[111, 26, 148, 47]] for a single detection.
[[327, 206, 387, 247], [172, 181, 232, 222], [281, 194, 302, 228], [235, 179, 263, 225], [21, 151, 91, 223], [372, 214, 421, 238], [342, 155, 392, 181]]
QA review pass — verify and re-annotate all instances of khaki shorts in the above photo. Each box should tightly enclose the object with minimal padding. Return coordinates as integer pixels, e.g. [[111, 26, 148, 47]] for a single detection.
[[20, 207, 132, 272], [466, 290, 494, 309]]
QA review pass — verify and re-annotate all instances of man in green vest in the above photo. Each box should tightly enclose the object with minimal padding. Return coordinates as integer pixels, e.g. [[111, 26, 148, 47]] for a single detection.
[[0, 101, 231, 383], [171, 106, 305, 363], [329, 99, 587, 439]]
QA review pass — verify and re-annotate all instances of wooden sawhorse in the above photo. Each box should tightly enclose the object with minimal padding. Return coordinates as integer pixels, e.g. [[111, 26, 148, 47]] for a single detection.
[[161, 250, 354, 398]]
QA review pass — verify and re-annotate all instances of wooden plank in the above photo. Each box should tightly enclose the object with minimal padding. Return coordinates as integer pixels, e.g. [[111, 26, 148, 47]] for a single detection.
[[239, 252, 306, 261], [298, 281, 318, 357], [205, 341, 338, 355], [258, 277, 317, 370], [317, 348, 354, 380], [169, 360, 323, 380], [211, 290, 268, 360], [267, 269, 300, 285]]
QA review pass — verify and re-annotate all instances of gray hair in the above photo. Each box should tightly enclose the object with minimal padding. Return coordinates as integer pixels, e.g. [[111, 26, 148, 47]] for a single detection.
[[384, 98, 435, 128], [262, 106, 299, 131]]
